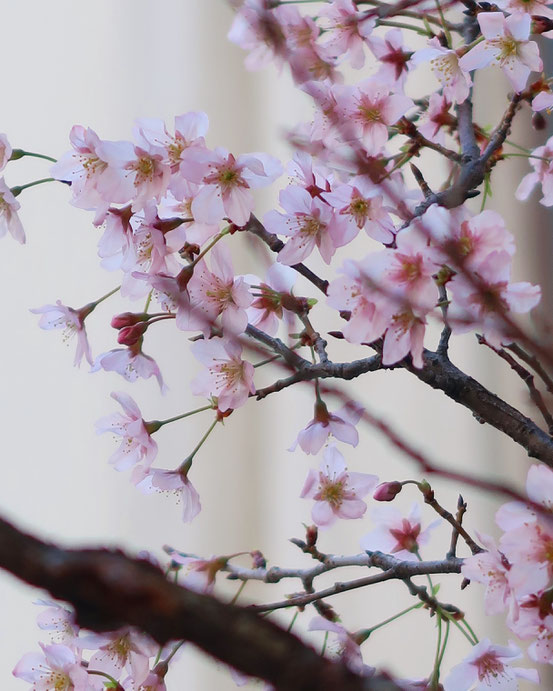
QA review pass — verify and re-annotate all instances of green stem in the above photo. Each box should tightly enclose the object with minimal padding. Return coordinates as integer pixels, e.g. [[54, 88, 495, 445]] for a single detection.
[[358, 601, 424, 639], [505, 139, 532, 153], [430, 613, 443, 689], [184, 418, 219, 465], [230, 580, 247, 605], [191, 226, 230, 267], [441, 611, 477, 646], [163, 640, 185, 666], [458, 616, 479, 644], [11, 177, 56, 196], [480, 173, 491, 212], [504, 152, 552, 163], [11, 149, 57, 163], [321, 630, 329, 656], [287, 610, 299, 633], [378, 19, 430, 35], [434, 0, 452, 47], [92, 285, 120, 307], [87, 670, 120, 685], [436, 617, 451, 675], [144, 289, 153, 313], [156, 404, 213, 428]]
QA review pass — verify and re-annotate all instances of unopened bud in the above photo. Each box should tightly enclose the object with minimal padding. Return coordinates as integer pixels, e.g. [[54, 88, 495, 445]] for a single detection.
[[176, 264, 194, 291], [373, 481, 403, 502], [117, 322, 148, 346], [251, 550, 267, 569], [532, 111, 547, 131], [111, 311, 148, 329], [532, 15, 553, 34], [306, 524, 318, 547]]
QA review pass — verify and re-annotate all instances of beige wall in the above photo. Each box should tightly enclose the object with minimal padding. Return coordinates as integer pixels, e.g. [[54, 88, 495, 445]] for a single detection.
[[0, 2, 545, 688]]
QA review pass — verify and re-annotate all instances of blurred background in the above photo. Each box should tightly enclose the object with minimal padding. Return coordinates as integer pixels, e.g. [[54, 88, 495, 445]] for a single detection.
[[0, 1, 551, 688]]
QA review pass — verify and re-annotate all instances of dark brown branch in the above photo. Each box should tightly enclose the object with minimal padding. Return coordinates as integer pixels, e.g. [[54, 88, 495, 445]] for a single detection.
[[0, 514, 399, 691], [506, 342, 553, 395], [478, 336, 553, 435], [447, 496, 468, 560]]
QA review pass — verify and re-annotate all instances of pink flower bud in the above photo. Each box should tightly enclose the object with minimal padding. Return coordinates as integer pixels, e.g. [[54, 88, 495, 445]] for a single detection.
[[111, 311, 148, 329], [373, 481, 403, 502], [117, 322, 148, 345]]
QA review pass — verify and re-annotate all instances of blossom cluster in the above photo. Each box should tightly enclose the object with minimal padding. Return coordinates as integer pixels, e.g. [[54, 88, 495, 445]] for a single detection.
[[6, 0, 553, 688]]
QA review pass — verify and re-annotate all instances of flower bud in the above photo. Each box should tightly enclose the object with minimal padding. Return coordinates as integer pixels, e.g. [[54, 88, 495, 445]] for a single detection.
[[306, 524, 318, 547], [532, 112, 547, 131], [373, 481, 402, 502], [176, 264, 194, 291], [532, 15, 553, 34], [251, 550, 267, 569], [117, 322, 148, 345], [111, 311, 148, 329]]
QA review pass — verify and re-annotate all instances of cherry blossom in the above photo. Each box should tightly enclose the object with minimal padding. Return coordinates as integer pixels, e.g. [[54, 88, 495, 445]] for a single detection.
[[318, 0, 375, 69], [334, 78, 413, 152], [300, 445, 378, 527], [496, 463, 553, 530], [96, 391, 158, 471], [368, 29, 412, 90], [136, 467, 201, 523], [92, 347, 166, 392], [308, 616, 371, 675], [34, 600, 79, 646], [459, 13, 542, 93], [361, 503, 440, 560], [79, 628, 157, 687], [412, 38, 471, 104], [13, 643, 95, 691], [265, 185, 346, 265], [0, 178, 25, 243], [246, 263, 296, 335], [418, 93, 454, 146], [191, 338, 255, 411], [187, 241, 252, 335], [31, 300, 94, 367], [181, 147, 281, 226], [443, 639, 539, 691], [0, 133, 12, 171], [290, 399, 363, 454], [516, 135, 553, 206], [322, 177, 395, 245], [227, 0, 288, 72]]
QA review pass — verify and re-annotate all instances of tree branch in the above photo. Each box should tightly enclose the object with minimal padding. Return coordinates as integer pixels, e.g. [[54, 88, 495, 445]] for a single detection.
[[0, 514, 399, 691]]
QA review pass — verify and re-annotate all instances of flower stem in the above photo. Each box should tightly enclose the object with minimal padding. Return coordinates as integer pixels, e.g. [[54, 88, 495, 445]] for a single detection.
[[358, 601, 424, 640], [183, 418, 219, 465], [10, 177, 56, 196], [157, 404, 214, 428], [92, 285, 120, 307], [230, 579, 247, 605], [10, 149, 57, 163], [191, 226, 231, 267]]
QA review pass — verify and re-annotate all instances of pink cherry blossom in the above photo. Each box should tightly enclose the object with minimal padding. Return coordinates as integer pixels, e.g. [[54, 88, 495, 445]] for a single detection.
[[443, 639, 539, 691], [499, 518, 553, 588], [418, 93, 454, 146], [322, 177, 395, 245], [122, 671, 167, 690], [532, 90, 553, 113], [50, 126, 129, 214], [300, 445, 378, 527], [448, 250, 541, 348], [496, 463, 553, 531], [133, 111, 209, 171], [0, 178, 25, 243], [461, 533, 514, 615], [265, 185, 346, 265], [187, 242, 252, 335], [412, 38, 471, 104], [96, 391, 158, 471], [516, 135, 553, 206], [136, 467, 201, 523], [246, 263, 296, 336], [318, 0, 375, 69], [361, 503, 440, 560], [13, 643, 94, 690], [167, 551, 227, 594], [496, 0, 553, 19], [34, 600, 79, 646], [290, 399, 364, 454], [228, 0, 288, 72], [368, 29, 412, 90], [459, 13, 542, 93], [191, 338, 255, 411], [80, 628, 157, 687], [31, 300, 94, 367], [334, 79, 413, 152], [0, 133, 12, 171], [181, 147, 281, 226], [92, 347, 166, 392], [95, 205, 134, 270], [308, 616, 371, 676], [157, 182, 219, 247]]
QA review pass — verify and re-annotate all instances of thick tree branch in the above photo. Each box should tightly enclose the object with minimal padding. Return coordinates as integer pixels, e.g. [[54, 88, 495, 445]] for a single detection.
[[0, 514, 399, 691]]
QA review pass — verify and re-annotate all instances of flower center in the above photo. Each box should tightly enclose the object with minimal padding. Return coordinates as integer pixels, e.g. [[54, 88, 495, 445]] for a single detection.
[[475, 652, 506, 682], [319, 478, 345, 508]]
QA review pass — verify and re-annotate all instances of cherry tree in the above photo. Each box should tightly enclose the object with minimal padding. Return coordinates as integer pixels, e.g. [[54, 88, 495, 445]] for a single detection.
[[3, 0, 553, 689]]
